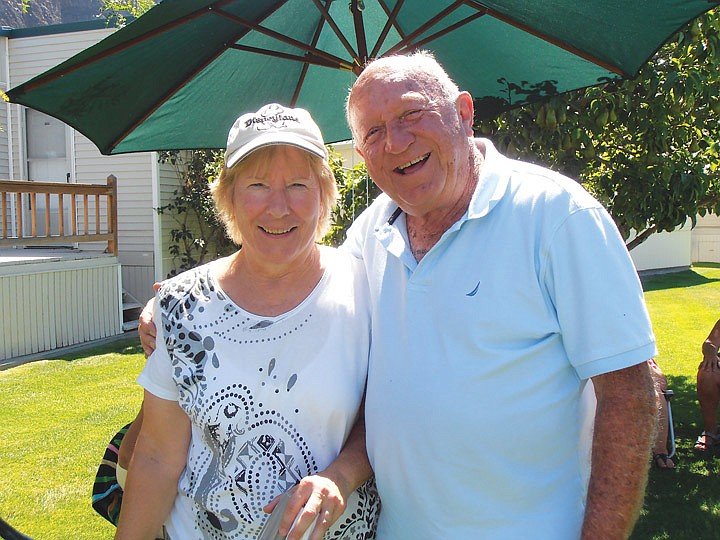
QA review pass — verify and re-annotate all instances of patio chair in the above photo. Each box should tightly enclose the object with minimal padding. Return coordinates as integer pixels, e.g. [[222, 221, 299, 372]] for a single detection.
[[0, 517, 33, 540], [662, 389, 676, 459]]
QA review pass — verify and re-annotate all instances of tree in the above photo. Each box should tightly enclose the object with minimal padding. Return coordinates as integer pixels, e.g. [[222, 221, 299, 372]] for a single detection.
[[156, 150, 237, 275], [476, 10, 720, 250], [101, 0, 155, 25], [325, 150, 379, 247]]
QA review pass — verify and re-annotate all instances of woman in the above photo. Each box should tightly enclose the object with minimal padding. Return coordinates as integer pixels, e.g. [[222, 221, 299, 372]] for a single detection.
[[115, 104, 379, 540]]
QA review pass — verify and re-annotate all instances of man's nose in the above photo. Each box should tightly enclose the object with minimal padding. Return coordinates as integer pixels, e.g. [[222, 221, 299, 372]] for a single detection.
[[384, 122, 413, 154]]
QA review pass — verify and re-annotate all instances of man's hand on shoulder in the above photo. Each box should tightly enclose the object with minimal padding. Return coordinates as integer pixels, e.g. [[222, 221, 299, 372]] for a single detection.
[[139, 296, 158, 358]]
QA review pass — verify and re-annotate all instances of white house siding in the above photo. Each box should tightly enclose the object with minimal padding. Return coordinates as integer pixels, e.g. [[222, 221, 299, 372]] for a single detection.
[[629, 223, 693, 273], [0, 254, 122, 361], [0, 36, 10, 180], [157, 157, 186, 281], [7, 26, 115, 181], [4, 23, 170, 304], [73, 134, 157, 302], [691, 213, 720, 263], [1, 36, 11, 237]]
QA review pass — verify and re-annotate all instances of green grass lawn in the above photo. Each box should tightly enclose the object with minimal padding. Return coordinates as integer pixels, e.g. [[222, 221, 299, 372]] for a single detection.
[[632, 264, 720, 540], [2, 266, 720, 538], [0, 338, 145, 539]]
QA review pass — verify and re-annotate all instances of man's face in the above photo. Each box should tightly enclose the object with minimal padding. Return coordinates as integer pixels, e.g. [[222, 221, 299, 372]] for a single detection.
[[350, 70, 474, 219]]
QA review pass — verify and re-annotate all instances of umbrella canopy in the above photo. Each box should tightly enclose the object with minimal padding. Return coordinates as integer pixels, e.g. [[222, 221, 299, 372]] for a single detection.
[[7, 0, 718, 155]]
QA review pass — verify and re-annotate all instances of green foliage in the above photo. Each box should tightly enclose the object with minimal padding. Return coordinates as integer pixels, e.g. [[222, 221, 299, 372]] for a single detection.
[[156, 150, 237, 275], [101, 0, 156, 26], [324, 148, 379, 247], [476, 10, 720, 250]]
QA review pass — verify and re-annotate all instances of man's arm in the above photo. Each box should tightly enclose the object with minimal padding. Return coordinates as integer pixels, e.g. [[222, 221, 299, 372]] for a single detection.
[[582, 361, 656, 540], [700, 319, 720, 372], [138, 297, 157, 357]]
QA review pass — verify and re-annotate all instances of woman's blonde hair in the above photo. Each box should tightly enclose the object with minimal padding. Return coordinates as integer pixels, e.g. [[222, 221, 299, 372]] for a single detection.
[[211, 145, 338, 245]]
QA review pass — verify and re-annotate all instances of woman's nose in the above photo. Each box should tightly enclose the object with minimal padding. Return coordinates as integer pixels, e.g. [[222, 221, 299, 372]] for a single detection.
[[267, 187, 291, 216]]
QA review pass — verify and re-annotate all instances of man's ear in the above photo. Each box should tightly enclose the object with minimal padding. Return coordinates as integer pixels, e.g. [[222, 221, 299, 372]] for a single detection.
[[355, 145, 365, 159], [456, 91, 475, 137]]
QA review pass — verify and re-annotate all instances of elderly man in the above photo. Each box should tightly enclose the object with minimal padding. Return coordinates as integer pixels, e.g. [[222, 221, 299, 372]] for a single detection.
[[140, 51, 657, 539]]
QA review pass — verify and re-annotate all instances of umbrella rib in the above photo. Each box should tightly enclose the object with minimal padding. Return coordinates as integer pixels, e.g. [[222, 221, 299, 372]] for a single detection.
[[107, 1, 296, 152], [461, 0, 627, 76], [108, 45, 235, 153], [17, 0, 241, 93], [290, 14, 327, 106], [310, 0, 360, 65], [371, 0, 407, 59], [384, 0, 468, 57], [394, 12, 486, 54], [214, 5, 353, 71], [229, 44, 352, 71], [350, 0, 369, 63]]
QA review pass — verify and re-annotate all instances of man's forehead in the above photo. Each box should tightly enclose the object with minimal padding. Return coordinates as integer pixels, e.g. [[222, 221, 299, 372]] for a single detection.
[[355, 75, 429, 104]]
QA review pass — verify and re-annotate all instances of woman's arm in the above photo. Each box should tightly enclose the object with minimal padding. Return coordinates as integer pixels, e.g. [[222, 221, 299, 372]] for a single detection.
[[266, 403, 372, 540], [115, 390, 191, 540]]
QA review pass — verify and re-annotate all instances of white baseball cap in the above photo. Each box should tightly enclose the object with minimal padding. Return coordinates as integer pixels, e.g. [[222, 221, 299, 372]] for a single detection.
[[225, 103, 328, 168]]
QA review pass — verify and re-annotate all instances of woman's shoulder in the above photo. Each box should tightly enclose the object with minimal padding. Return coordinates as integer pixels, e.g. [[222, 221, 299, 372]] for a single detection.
[[316, 245, 370, 311], [318, 244, 365, 276]]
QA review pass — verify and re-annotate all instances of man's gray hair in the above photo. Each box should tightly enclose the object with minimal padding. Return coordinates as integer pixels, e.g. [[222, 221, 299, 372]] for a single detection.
[[345, 50, 461, 140]]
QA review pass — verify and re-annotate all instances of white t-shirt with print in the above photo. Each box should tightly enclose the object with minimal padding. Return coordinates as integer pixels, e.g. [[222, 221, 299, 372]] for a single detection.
[[139, 247, 379, 540]]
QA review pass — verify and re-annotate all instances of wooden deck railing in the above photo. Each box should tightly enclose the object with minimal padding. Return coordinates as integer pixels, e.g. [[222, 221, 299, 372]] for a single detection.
[[0, 175, 118, 255]]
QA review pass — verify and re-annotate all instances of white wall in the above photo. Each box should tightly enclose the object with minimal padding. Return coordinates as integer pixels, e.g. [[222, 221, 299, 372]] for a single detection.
[[0, 36, 10, 180], [0, 255, 122, 360], [330, 140, 361, 169], [692, 213, 720, 263], [629, 223, 693, 272]]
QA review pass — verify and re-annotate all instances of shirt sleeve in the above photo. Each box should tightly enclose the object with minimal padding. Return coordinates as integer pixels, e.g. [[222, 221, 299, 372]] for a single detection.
[[137, 294, 180, 401], [543, 206, 657, 380]]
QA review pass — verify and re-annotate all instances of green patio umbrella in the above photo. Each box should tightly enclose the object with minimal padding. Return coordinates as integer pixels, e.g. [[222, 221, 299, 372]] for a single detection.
[[7, 0, 718, 155]]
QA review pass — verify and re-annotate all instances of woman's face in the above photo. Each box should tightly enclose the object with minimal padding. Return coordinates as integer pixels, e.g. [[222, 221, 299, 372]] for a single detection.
[[231, 146, 322, 271]]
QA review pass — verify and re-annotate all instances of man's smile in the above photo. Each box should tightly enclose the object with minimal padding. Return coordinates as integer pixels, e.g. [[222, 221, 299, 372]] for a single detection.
[[395, 153, 430, 175]]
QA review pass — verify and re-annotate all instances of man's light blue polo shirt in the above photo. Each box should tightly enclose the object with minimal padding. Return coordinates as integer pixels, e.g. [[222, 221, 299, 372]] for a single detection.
[[344, 139, 657, 539]]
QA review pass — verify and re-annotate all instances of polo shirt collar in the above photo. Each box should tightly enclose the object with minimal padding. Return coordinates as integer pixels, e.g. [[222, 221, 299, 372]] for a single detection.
[[374, 138, 511, 265], [465, 138, 510, 222]]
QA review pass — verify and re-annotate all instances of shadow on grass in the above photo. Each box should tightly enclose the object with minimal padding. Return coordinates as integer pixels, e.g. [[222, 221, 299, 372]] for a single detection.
[[632, 373, 720, 539], [641, 268, 720, 292], [51, 335, 143, 363]]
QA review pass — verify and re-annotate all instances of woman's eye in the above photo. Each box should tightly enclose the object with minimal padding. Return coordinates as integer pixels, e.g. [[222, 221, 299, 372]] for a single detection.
[[246, 182, 269, 189]]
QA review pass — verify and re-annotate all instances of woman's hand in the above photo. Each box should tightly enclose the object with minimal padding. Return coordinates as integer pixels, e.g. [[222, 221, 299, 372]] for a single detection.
[[263, 473, 349, 540]]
